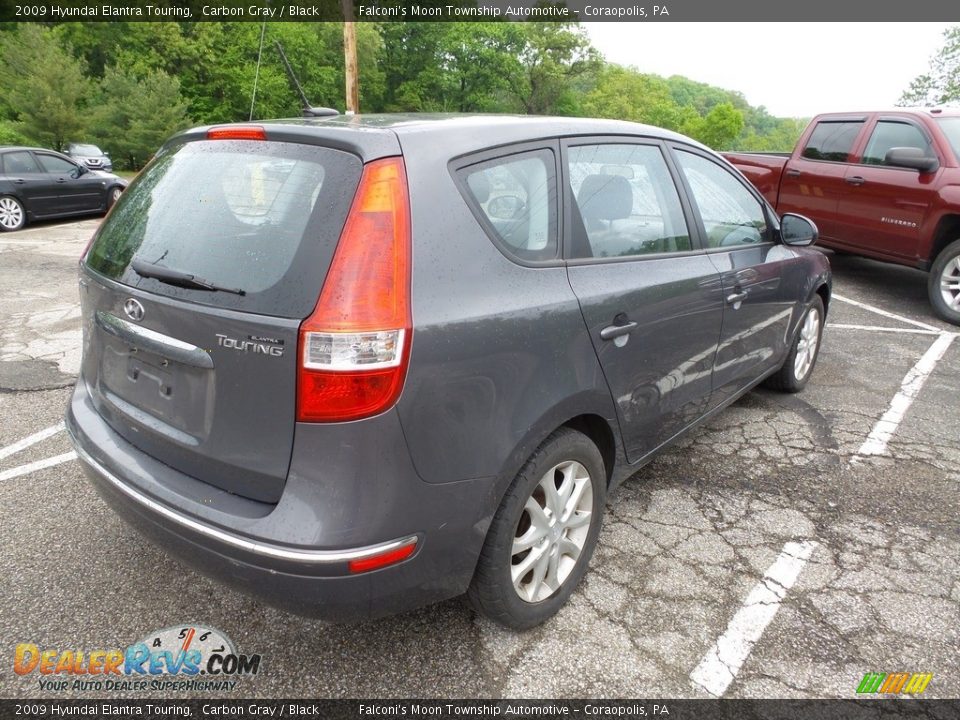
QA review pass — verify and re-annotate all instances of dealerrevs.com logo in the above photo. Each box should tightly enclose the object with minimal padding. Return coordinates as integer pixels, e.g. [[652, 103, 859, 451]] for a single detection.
[[14, 624, 262, 692]]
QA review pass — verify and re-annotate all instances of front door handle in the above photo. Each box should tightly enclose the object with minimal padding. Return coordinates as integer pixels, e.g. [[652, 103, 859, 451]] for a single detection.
[[845, 176, 865, 186], [785, 168, 801, 178], [56, 178, 67, 183], [12, 178, 25, 185], [600, 321, 638, 341], [726, 290, 749, 306]]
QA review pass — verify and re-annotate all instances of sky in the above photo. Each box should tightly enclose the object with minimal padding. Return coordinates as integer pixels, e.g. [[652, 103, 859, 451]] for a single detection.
[[584, 23, 954, 118]]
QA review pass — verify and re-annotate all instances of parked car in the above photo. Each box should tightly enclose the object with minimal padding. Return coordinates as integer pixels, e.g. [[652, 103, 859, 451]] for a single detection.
[[0, 146, 127, 231], [724, 108, 960, 325], [65, 142, 113, 172], [66, 115, 830, 629]]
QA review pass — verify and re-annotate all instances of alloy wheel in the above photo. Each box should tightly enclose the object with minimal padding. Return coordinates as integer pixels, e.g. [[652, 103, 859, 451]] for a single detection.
[[511, 460, 594, 603], [794, 305, 821, 381]]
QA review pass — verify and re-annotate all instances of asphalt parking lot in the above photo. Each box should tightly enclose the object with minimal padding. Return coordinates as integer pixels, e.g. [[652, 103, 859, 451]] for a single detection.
[[1, 218, 958, 700]]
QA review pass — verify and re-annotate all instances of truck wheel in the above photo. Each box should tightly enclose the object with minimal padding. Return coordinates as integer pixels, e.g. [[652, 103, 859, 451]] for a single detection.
[[467, 428, 606, 630], [929, 239, 960, 326], [765, 295, 824, 393]]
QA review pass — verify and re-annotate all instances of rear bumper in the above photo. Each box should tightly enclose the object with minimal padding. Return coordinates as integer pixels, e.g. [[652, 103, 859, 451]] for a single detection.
[[66, 378, 497, 621]]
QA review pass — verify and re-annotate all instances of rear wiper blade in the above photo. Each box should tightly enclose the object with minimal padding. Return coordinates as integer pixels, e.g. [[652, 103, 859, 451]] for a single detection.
[[132, 259, 245, 296]]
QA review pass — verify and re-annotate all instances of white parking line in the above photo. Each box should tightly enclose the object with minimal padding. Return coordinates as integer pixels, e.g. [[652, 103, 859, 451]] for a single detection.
[[856, 332, 956, 458], [690, 539, 818, 697], [832, 294, 940, 332], [0, 451, 77, 481], [827, 323, 940, 336], [0, 422, 65, 461]]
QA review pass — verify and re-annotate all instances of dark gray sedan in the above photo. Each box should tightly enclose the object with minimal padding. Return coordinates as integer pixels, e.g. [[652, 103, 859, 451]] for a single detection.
[[66, 115, 830, 629], [0, 146, 127, 231]]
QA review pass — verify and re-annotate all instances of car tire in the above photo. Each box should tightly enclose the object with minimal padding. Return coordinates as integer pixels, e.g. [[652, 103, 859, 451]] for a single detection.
[[467, 427, 606, 630], [928, 239, 960, 326], [0, 195, 26, 232], [765, 294, 825, 393], [106, 185, 123, 210]]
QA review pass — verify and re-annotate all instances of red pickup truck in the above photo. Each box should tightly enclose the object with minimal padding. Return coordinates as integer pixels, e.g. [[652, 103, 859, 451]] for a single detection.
[[724, 109, 960, 325]]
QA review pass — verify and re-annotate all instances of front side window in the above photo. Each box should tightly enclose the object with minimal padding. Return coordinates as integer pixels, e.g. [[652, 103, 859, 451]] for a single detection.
[[675, 150, 768, 249], [801, 121, 864, 162], [36, 154, 78, 175], [459, 149, 557, 262], [862, 121, 934, 166], [566, 143, 690, 259]]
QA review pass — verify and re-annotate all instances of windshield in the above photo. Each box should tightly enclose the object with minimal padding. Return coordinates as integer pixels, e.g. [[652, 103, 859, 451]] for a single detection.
[[84, 139, 361, 318], [71, 144, 103, 155], [935, 118, 960, 161]]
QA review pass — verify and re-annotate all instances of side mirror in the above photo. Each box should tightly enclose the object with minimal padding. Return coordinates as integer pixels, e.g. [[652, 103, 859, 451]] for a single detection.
[[885, 147, 939, 173], [487, 194, 525, 221], [72, 164, 88, 178], [780, 213, 818, 247]]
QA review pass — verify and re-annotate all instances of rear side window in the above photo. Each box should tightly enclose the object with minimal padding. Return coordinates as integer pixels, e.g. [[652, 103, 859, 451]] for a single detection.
[[862, 121, 934, 166], [566, 143, 690, 259], [85, 140, 361, 318], [458, 149, 558, 262], [801, 121, 864, 162]]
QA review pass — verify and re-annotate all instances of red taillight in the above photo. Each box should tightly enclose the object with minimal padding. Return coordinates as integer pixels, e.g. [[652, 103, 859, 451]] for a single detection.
[[207, 125, 266, 141], [348, 540, 418, 574], [297, 156, 412, 423]]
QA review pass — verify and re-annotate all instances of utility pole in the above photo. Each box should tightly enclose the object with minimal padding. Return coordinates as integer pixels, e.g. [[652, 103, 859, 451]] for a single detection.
[[342, 0, 359, 114]]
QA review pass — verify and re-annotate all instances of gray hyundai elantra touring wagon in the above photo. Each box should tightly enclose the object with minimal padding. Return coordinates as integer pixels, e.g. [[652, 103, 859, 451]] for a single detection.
[[67, 115, 830, 629]]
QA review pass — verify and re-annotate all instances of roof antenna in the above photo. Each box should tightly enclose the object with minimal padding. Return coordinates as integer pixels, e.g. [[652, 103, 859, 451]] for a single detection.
[[274, 40, 339, 118]]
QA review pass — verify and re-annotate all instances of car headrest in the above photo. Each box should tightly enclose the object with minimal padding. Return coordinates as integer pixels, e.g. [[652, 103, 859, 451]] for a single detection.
[[467, 171, 491, 204], [577, 174, 632, 222]]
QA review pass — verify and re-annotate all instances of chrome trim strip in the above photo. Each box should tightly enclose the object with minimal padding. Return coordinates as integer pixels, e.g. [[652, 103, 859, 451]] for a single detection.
[[95, 311, 214, 369], [70, 433, 417, 564]]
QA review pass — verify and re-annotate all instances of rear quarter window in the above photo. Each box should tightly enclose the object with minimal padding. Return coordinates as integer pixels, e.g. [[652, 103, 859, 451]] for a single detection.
[[84, 140, 361, 318], [456, 148, 558, 263]]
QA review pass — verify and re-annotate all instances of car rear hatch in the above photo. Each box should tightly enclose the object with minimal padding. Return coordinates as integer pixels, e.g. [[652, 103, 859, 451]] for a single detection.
[[79, 129, 364, 503]]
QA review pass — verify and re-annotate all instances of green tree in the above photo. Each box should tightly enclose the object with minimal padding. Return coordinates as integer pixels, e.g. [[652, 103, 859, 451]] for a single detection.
[[581, 64, 688, 129], [511, 23, 601, 115], [90, 66, 190, 169], [899, 25, 960, 106], [681, 102, 745, 150], [0, 24, 90, 150]]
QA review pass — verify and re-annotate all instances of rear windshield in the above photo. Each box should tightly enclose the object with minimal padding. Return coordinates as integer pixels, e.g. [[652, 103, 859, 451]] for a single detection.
[[935, 118, 960, 161], [85, 139, 361, 318]]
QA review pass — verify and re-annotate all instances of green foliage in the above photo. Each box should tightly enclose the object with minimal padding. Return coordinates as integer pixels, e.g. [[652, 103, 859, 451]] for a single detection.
[[89, 66, 190, 170], [0, 25, 90, 150], [0, 21, 806, 166], [682, 102, 744, 149], [899, 26, 960, 106]]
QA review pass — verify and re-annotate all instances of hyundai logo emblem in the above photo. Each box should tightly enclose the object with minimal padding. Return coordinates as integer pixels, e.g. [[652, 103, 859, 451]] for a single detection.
[[123, 298, 145, 322]]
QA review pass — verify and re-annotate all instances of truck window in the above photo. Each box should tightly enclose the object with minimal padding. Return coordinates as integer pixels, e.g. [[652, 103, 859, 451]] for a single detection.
[[934, 117, 960, 160], [801, 121, 864, 162], [862, 121, 933, 166]]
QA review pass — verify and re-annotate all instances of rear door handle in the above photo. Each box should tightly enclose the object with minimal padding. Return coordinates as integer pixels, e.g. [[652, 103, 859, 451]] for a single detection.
[[785, 168, 801, 178], [845, 176, 865, 186], [726, 290, 749, 305], [600, 321, 637, 341]]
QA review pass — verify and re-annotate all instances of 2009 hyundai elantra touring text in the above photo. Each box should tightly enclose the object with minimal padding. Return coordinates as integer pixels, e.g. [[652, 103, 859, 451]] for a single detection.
[[67, 115, 830, 629]]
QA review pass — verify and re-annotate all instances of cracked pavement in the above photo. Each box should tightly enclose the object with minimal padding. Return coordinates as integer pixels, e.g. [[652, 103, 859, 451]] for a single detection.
[[1, 220, 958, 700]]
